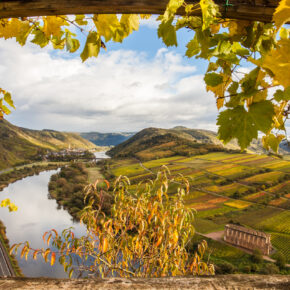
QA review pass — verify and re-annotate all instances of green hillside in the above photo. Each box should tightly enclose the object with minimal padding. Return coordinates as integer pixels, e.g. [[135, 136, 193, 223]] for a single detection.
[[0, 120, 97, 170], [107, 127, 269, 160]]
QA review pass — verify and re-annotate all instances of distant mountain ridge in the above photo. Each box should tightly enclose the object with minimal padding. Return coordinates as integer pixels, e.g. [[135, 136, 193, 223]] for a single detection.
[[0, 120, 97, 170], [107, 126, 288, 160], [80, 132, 135, 146]]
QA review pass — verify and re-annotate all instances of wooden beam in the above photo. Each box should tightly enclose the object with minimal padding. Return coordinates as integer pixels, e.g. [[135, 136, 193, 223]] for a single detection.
[[0, 0, 279, 22]]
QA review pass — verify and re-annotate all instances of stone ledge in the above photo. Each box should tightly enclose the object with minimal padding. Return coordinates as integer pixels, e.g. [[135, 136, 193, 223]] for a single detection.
[[0, 275, 289, 289]]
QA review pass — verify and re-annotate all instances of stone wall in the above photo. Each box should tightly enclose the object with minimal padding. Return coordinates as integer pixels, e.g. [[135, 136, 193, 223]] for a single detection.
[[224, 224, 272, 255], [0, 275, 289, 289]]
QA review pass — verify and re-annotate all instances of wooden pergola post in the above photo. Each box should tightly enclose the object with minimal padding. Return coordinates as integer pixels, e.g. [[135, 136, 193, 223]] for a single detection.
[[0, 0, 280, 22]]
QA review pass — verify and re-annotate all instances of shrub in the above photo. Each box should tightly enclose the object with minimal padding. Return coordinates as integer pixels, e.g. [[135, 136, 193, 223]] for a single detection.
[[251, 249, 263, 264], [242, 265, 251, 273], [259, 263, 279, 274], [215, 261, 236, 274], [251, 264, 259, 273], [275, 252, 286, 269]]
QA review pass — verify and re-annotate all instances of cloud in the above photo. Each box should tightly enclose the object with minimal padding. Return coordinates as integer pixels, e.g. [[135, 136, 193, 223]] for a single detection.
[[1, 38, 219, 133], [139, 15, 160, 29]]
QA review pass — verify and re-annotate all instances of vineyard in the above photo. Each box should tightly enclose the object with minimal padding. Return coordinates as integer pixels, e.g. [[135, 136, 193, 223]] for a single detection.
[[104, 151, 290, 265]]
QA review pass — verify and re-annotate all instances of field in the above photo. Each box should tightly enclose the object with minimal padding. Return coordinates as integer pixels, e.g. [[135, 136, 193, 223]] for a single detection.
[[270, 233, 290, 263], [87, 167, 104, 183], [105, 151, 290, 268]]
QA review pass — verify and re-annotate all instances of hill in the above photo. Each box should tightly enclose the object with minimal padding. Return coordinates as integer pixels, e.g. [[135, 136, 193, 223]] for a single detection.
[[108, 127, 290, 160], [80, 132, 135, 146], [0, 120, 97, 169], [107, 127, 268, 160], [107, 127, 227, 160]]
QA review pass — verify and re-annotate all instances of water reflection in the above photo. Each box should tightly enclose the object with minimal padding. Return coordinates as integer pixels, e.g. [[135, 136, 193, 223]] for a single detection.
[[0, 170, 86, 278], [94, 151, 110, 161]]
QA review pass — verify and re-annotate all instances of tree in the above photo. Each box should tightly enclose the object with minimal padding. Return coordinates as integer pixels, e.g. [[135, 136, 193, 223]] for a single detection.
[[10, 167, 215, 277], [0, 0, 288, 152]]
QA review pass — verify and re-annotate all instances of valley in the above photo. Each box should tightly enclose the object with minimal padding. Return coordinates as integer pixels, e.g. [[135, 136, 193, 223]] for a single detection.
[[0, 123, 289, 277], [0, 120, 99, 170]]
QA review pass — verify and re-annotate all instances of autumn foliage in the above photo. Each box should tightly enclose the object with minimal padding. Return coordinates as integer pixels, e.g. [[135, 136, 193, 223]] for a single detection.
[[10, 167, 214, 277]]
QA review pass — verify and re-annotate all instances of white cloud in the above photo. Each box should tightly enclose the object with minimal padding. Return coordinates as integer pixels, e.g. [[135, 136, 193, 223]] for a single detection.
[[139, 15, 160, 29], [1, 39, 219, 133]]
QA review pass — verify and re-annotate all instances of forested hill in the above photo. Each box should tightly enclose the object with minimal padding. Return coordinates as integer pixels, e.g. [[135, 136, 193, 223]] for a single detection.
[[107, 126, 287, 160], [0, 120, 97, 169], [80, 132, 135, 146]]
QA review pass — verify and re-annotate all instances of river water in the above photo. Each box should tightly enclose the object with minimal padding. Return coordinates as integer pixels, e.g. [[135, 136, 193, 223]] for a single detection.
[[0, 151, 109, 278]]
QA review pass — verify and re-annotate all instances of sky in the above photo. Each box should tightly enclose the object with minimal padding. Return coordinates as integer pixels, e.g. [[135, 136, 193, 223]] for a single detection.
[[2, 17, 219, 133]]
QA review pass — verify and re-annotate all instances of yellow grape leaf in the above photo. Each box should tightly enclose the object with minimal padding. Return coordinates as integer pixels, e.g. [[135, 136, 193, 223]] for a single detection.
[[140, 14, 151, 19], [210, 23, 220, 34], [253, 90, 267, 102], [206, 74, 231, 109], [216, 97, 224, 110], [262, 39, 290, 88], [93, 14, 120, 42], [120, 14, 140, 34], [43, 16, 67, 38], [273, 0, 290, 29], [262, 134, 285, 152], [0, 19, 22, 39], [228, 20, 250, 37]]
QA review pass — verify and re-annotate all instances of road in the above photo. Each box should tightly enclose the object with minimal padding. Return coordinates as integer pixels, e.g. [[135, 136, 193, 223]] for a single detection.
[[0, 239, 14, 277]]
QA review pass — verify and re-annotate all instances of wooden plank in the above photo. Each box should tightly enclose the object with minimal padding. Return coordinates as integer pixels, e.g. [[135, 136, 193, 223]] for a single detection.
[[0, 0, 280, 22]]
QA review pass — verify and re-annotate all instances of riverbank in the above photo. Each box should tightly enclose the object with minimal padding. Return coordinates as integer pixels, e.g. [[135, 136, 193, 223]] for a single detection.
[[48, 162, 112, 220], [0, 163, 64, 192]]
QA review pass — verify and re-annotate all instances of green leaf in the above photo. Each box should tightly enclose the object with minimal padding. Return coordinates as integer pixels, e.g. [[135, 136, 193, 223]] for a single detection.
[[158, 19, 177, 47], [217, 101, 274, 150], [240, 67, 260, 96], [80, 32, 101, 62], [262, 134, 285, 153], [65, 32, 80, 53], [31, 30, 49, 48], [274, 87, 290, 102], [249, 100, 275, 133], [207, 62, 218, 72], [228, 81, 239, 95], [231, 42, 249, 56], [185, 36, 200, 58], [204, 73, 223, 87], [200, 0, 220, 30]]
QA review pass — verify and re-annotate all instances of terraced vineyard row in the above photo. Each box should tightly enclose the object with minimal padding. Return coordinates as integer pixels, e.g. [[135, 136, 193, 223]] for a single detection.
[[105, 151, 290, 262]]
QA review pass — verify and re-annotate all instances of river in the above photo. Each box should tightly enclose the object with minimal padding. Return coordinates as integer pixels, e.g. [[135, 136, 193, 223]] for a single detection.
[[0, 151, 109, 278]]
